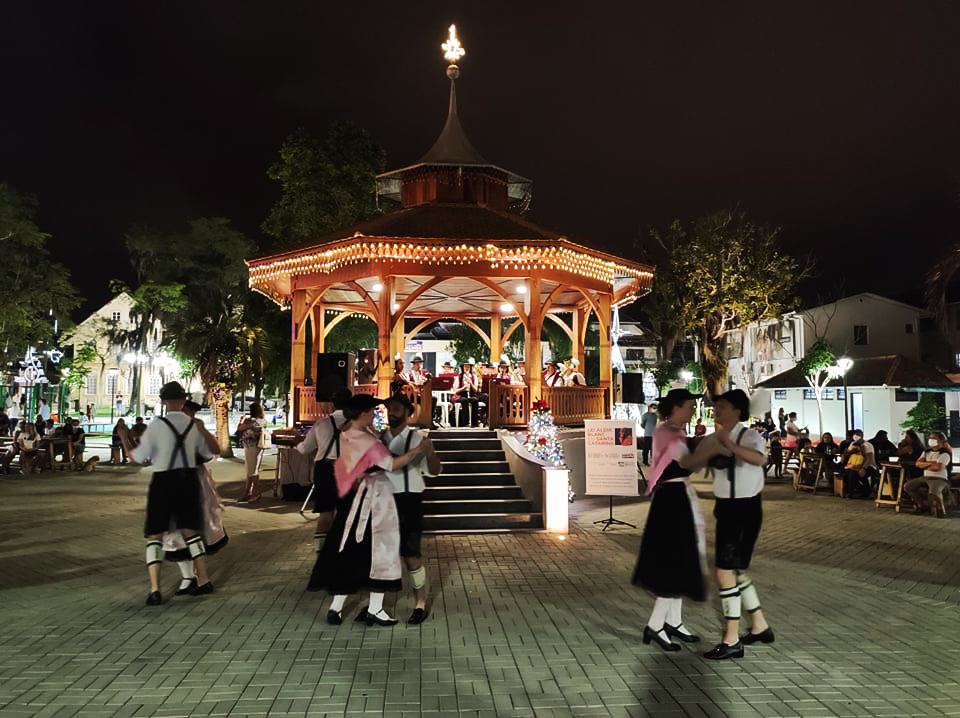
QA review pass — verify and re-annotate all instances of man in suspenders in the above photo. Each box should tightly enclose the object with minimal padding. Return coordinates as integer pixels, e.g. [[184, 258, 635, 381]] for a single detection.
[[694, 389, 774, 659], [379, 394, 442, 624], [297, 388, 352, 549], [121, 382, 219, 606]]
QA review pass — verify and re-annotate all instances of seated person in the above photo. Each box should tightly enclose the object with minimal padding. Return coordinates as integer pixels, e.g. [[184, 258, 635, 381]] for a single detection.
[[0, 422, 24, 473], [406, 354, 432, 386], [542, 360, 564, 387], [17, 422, 41, 475], [562, 358, 586, 387], [897, 429, 925, 478], [840, 429, 878, 498], [0, 410, 8, 437], [904, 431, 951, 517], [452, 358, 484, 427], [70, 419, 86, 468], [130, 416, 147, 446], [112, 419, 128, 464], [694, 418, 707, 437], [815, 432, 840, 456], [868, 430, 897, 464], [766, 431, 783, 478]]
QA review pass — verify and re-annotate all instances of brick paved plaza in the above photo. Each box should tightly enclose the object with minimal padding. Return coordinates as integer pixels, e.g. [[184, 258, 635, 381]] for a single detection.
[[1, 450, 959, 718]]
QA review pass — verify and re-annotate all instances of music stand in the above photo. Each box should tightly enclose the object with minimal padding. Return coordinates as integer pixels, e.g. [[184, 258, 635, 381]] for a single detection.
[[593, 495, 637, 532]]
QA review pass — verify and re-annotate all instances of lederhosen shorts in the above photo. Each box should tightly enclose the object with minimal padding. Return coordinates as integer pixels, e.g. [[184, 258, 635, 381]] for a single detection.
[[144, 467, 204, 537], [713, 495, 762, 571], [393, 492, 424, 558]]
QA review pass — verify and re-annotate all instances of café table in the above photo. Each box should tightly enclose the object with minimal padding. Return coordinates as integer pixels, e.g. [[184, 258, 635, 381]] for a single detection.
[[875, 461, 916, 511]]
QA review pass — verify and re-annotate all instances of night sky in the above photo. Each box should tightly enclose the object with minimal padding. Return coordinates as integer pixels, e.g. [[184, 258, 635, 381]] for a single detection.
[[4, 2, 960, 316]]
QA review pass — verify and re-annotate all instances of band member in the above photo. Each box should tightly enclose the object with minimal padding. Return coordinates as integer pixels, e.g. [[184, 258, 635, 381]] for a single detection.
[[452, 358, 483, 427], [406, 355, 432, 386], [543, 360, 564, 387], [379, 394, 442, 624], [563, 358, 586, 386], [391, 354, 411, 394]]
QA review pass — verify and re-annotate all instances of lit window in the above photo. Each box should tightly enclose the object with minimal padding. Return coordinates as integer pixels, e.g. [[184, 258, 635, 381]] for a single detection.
[[148, 373, 162, 395], [803, 389, 815, 400]]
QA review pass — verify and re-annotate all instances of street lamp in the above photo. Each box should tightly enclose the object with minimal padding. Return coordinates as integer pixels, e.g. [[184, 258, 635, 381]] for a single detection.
[[108, 367, 119, 422], [834, 356, 854, 434]]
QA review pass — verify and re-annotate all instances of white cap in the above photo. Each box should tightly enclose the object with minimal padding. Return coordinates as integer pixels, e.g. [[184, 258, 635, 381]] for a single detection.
[[394, 353, 402, 361], [463, 357, 476, 365]]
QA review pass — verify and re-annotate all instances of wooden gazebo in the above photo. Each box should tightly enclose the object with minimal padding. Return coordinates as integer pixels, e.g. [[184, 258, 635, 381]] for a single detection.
[[248, 27, 653, 427]]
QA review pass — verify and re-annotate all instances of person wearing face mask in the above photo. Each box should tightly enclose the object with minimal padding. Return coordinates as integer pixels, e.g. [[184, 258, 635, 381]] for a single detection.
[[840, 429, 877, 498], [903, 432, 951, 517]]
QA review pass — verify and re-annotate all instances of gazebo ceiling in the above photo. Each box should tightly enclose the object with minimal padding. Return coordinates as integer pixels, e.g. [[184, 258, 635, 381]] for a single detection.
[[319, 275, 594, 319]]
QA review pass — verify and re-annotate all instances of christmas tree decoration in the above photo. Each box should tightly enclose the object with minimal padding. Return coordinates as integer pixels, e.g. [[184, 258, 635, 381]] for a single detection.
[[524, 400, 564, 465]]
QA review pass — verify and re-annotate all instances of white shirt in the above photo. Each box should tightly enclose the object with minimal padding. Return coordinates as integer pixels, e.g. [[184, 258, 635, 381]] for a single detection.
[[39, 404, 51, 421], [564, 372, 586, 387], [922, 449, 951, 479], [544, 371, 563, 387], [406, 369, 431, 386], [297, 410, 347, 462], [701, 423, 766, 499], [453, 372, 480, 395], [131, 411, 214, 472], [785, 419, 801, 437], [8, 405, 18, 419], [380, 426, 432, 493]]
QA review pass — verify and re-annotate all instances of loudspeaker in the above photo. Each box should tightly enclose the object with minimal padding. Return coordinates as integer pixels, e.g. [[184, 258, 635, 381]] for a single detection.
[[315, 353, 356, 401], [620, 373, 647, 404], [356, 348, 378, 385]]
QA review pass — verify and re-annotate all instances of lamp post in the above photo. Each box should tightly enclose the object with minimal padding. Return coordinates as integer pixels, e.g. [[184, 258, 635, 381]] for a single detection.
[[108, 367, 119, 422], [835, 357, 854, 434]]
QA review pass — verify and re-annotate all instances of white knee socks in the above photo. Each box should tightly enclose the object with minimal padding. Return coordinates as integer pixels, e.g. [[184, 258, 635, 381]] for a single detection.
[[329, 594, 347, 612], [738, 576, 761, 613], [177, 561, 195, 590], [720, 585, 741, 621], [647, 596, 671, 631]]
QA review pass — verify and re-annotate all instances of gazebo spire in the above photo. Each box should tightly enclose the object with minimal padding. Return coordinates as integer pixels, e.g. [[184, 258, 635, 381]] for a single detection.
[[419, 25, 486, 165]]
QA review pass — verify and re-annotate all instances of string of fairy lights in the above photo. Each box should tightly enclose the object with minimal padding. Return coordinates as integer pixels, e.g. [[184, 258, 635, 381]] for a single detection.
[[248, 240, 652, 290]]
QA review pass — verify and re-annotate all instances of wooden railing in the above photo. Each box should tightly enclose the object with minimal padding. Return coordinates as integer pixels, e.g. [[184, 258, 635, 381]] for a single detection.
[[487, 384, 530, 429], [542, 387, 609, 426], [487, 384, 609, 428], [295, 383, 432, 428]]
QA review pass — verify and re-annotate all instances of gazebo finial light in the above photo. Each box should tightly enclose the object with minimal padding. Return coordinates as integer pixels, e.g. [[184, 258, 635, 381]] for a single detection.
[[442, 24, 465, 79]]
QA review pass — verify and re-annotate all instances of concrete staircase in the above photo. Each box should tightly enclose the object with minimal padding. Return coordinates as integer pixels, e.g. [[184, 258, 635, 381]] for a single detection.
[[424, 429, 543, 532]]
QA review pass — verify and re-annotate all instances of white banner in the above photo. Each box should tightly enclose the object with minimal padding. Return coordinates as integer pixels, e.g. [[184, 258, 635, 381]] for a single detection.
[[584, 419, 639, 496]]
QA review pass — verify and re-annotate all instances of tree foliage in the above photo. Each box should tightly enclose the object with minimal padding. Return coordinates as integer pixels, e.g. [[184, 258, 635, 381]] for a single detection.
[[61, 341, 98, 392], [263, 124, 386, 249], [643, 209, 804, 394], [0, 184, 81, 365], [901, 394, 945, 435], [448, 321, 490, 367], [795, 338, 838, 436]]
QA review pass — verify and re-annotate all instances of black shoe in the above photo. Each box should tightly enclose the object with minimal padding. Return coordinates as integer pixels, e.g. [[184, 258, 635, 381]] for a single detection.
[[326, 610, 342, 625], [366, 609, 399, 627], [175, 578, 198, 596], [189, 581, 214, 596], [408, 607, 428, 625], [642, 625, 681, 652], [703, 641, 744, 660], [145, 591, 162, 606], [741, 627, 775, 645], [664, 623, 701, 643], [354, 606, 369, 623]]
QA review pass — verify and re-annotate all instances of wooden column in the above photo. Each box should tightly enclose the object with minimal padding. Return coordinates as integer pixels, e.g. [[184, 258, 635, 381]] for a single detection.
[[597, 293, 612, 417], [490, 313, 502, 364], [313, 305, 326, 354], [574, 308, 587, 371], [290, 289, 309, 423], [525, 276, 543, 404], [376, 276, 395, 398]]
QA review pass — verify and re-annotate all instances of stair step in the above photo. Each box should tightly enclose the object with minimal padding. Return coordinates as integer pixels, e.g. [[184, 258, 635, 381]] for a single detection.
[[431, 439, 503, 451], [425, 473, 515, 487], [441, 461, 511, 474], [430, 430, 497, 440], [424, 499, 533, 514], [423, 513, 544, 531], [426, 486, 524, 500], [435, 449, 506, 462]]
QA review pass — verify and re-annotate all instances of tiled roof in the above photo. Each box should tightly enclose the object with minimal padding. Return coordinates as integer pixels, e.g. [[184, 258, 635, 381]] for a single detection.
[[755, 355, 959, 390]]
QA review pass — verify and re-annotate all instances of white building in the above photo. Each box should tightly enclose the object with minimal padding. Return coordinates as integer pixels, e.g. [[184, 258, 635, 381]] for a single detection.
[[65, 294, 188, 416]]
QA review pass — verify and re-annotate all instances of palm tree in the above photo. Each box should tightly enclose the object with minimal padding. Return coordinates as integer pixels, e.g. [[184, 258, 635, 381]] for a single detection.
[[166, 300, 267, 457]]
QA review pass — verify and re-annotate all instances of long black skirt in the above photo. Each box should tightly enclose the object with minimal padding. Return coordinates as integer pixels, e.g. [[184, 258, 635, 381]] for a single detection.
[[307, 490, 402, 594], [632, 481, 707, 601]]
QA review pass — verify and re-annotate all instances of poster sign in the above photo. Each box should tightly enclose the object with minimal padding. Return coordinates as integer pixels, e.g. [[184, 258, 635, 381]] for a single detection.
[[584, 419, 639, 496]]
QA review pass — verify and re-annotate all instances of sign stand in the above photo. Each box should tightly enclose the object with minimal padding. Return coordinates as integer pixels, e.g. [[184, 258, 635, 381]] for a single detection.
[[593, 495, 637, 532]]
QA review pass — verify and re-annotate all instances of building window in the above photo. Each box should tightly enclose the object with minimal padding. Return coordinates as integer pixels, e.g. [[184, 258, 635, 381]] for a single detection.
[[106, 374, 118, 397], [803, 389, 815, 400], [111, 311, 121, 321], [895, 390, 919, 402], [822, 389, 834, 400], [853, 325, 868, 345], [905, 323, 913, 334], [148, 373, 162, 395], [837, 388, 846, 400], [84, 374, 97, 394], [774, 390, 787, 400]]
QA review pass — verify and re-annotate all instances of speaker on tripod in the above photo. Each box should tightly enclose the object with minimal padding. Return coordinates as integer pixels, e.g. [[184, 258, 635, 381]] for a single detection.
[[620, 372, 647, 404], [315, 353, 356, 401]]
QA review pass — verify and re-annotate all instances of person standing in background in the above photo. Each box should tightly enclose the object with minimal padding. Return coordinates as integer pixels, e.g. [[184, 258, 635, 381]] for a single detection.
[[640, 403, 659, 466]]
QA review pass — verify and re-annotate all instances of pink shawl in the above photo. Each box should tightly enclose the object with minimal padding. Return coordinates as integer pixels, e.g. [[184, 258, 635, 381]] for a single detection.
[[645, 422, 688, 496]]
